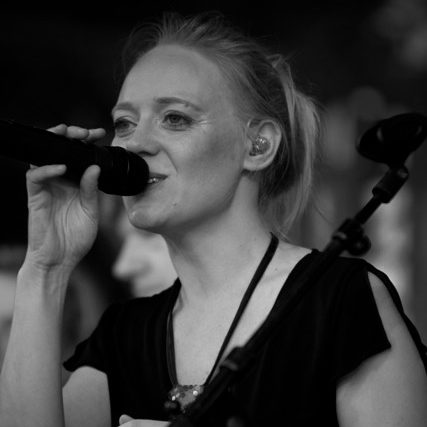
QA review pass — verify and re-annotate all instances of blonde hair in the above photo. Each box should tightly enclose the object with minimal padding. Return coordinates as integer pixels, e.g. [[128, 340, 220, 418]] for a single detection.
[[121, 12, 320, 239]]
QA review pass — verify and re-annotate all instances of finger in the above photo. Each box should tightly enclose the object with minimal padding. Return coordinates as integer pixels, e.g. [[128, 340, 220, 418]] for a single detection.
[[65, 125, 91, 140], [119, 414, 134, 425], [47, 125, 106, 142], [47, 123, 67, 134], [26, 164, 67, 194], [80, 165, 100, 207], [26, 164, 67, 184], [85, 127, 106, 141], [67, 126, 106, 142]]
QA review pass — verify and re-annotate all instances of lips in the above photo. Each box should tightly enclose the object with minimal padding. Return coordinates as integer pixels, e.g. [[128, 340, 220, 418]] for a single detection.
[[147, 173, 167, 185]]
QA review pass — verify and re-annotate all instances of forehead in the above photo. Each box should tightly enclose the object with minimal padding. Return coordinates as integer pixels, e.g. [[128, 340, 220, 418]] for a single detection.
[[119, 44, 232, 109]]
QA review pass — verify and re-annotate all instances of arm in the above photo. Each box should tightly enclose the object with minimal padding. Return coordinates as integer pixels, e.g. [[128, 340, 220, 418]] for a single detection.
[[0, 265, 69, 427], [0, 125, 106, 427], [63, 367, 111, 427], [337, 272, 427, 427], [64, 369, 167, 427]]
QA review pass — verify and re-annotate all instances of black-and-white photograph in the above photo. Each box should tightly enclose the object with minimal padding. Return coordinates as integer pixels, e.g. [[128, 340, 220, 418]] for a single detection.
[[0, 2, 426, 426]]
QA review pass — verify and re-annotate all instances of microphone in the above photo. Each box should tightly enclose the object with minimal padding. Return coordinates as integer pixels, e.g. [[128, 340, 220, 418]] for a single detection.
[[0, 118, 149, 195], [357, 112, 427, 168]]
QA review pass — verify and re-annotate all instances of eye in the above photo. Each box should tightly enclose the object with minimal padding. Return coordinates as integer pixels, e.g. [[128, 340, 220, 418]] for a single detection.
[[113, 118, 135, 136], [163, 112, 193, 130]]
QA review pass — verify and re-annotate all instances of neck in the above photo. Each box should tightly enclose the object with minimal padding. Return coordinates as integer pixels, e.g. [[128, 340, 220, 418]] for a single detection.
[[164, 212, 272, 305]]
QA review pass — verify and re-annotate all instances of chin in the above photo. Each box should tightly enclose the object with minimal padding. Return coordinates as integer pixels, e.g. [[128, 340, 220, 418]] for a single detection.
[[126, 205, 189, 237], [125, 202, 163, 230], [128, 216, 164, 234]]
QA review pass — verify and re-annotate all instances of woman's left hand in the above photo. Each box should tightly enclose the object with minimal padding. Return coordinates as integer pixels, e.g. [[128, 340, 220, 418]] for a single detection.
[[118, 414, 169, 426]]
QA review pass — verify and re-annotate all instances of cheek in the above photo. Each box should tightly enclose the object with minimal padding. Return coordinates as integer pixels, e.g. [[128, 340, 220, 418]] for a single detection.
[[186, 131, 242, 182]]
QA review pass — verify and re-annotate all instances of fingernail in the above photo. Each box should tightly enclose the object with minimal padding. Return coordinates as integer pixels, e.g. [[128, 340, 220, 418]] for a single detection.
[[119, 414, 133, 424]]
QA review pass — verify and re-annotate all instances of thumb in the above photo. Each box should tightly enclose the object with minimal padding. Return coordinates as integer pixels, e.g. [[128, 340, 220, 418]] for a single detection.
[[119, 414, 134, 425], [80, 164, 100, 207]]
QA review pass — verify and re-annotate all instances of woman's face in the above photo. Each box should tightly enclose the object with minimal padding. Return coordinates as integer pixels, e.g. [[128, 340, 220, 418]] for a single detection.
[[112, 44, 246, 234]]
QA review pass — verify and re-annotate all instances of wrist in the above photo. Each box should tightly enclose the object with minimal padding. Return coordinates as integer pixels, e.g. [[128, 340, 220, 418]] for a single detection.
[[21, 251, 77, 277], [17, 261, 72, 296]]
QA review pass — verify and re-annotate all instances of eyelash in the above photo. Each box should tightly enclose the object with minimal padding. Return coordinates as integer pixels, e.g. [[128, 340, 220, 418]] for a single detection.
[[162, 112, 194, 129], [113, 118, 134, 136], [113, 112, 194, 136]]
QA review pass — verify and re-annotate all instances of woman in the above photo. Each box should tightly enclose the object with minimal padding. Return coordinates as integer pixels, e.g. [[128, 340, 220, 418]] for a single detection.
[[1, 12, 427, 427]]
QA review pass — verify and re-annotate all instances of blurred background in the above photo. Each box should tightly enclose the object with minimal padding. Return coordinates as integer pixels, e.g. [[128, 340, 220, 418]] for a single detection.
[[0, 0, 426, 377]]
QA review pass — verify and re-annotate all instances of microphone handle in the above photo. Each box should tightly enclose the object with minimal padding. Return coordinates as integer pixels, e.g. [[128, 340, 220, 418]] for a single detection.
[[0, 119, 149, 195]]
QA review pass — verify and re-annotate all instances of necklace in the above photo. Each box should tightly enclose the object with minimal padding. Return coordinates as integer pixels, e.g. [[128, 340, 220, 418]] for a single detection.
[[164, 234, 279, 417]]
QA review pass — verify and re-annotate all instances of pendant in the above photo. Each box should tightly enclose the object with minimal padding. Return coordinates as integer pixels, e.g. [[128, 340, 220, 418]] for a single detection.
[[167, 384, 204, 412]]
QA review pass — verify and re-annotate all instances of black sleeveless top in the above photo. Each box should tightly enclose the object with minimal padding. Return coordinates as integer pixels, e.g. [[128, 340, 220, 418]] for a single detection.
[[64, 251, 427, 426]]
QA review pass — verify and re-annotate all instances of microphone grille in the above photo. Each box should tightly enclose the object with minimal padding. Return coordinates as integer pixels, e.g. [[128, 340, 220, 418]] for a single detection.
[[98, 146, 149, 195]]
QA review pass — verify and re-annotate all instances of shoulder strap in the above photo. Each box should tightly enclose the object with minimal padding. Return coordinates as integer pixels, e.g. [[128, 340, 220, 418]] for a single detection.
[[204, 234, 279, 384]]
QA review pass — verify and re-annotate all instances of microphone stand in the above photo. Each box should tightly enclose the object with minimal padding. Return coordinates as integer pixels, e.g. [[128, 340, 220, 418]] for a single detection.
[[168, 164, 409, 426]]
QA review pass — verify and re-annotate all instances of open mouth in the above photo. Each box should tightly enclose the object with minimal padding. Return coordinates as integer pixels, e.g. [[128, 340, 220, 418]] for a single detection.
[[147, 176, 167, 185]]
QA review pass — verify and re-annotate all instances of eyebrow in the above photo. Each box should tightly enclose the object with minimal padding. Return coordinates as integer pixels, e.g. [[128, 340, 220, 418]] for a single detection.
[[111, 102, 138, 118], [111, 96, 203, 118], [154, 96, 203, 112]]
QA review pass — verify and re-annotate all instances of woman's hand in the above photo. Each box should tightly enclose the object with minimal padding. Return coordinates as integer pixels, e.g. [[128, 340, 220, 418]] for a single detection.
[[118, 414, 245, 426], [24, 124, 106, 274], [118, 414, 169, 426]]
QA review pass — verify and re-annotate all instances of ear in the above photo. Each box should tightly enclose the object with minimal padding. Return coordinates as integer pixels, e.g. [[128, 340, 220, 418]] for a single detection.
[[243, 120, 282, 172]]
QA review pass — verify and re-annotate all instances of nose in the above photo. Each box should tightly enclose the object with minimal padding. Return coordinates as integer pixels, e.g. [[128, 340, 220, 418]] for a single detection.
[[122, 125, 160, 157]]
